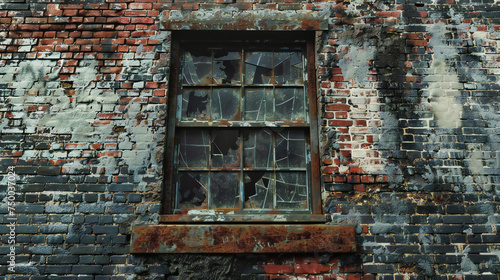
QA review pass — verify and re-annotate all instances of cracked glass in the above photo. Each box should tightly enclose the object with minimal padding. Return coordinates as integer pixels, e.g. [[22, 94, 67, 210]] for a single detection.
[[174, 42, 312, 213]]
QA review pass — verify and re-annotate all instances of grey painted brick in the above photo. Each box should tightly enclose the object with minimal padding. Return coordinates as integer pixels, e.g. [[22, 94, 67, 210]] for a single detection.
[[71, 265, 102, 274], [44, 265, 72, 274], [45, 184, 76, 192], [128, 193, 141, 202], [93, 225, 119, 234], [77, 203, 105, 214], [27, 245, 53, 254], [40, 224, 68, 234], [45, 204, 74, 214], [46, 255, 79, 264], [70, 245, 103, 255], [15, 225, 39, 234], [107, 183, 136, 192], [47, 235, 64, 244], [15, 204, 45, 213], [77, 184, 107, 192], [37, 166, 61, 175], [105, 204, 134, 214]]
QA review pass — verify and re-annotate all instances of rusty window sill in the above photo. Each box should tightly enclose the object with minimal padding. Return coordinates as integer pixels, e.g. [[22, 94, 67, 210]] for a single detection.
[[130, 224, 356, 254]]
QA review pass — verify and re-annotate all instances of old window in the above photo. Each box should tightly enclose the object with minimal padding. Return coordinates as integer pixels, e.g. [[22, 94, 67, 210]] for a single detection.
[[162, 32, 321, 222]]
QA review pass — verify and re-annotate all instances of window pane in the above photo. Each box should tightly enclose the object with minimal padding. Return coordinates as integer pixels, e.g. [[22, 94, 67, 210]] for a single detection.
[[275, 172, 308, 209], [245, 52, 272, 84], [211, 130, 240, 169], [275, 130, 306, 169], [182, 50, 212, 85], [244, 172, 273, 209], [213, 51, 241, 85], [211, 172, 240, 209], [179, 130, 209, 169], [177, 172, 209, 210], [212, 88, 240, 120], [181, 89, 210, 121], [274, 52, 303, 85], [244, 88, 273, 121], [275, 88, 305, 120], [243, 129, 273, 169]]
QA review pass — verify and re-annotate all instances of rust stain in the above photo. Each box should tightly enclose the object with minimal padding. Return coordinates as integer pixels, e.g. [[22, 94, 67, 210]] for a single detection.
[[131, 224, 356, 253]]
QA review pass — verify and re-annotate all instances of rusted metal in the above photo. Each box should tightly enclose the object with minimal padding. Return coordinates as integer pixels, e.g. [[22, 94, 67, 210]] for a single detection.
[[306, 36, 322, 215], [161, 10, 327, 31], [131, 224, 356, 253], [162, 39, 181, 214]]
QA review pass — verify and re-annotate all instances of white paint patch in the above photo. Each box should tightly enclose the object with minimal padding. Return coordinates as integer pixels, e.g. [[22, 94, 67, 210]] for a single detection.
[[338, 42, 375, 87], [425, 22, 462, 128]]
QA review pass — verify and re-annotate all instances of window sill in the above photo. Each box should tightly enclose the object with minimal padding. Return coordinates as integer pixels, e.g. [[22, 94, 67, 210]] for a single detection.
[[160, 213, 327, 223], [130, 223, 356, 254]]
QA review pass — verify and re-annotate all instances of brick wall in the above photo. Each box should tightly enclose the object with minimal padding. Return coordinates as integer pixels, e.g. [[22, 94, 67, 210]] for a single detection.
[[0, 0, 499, 279]]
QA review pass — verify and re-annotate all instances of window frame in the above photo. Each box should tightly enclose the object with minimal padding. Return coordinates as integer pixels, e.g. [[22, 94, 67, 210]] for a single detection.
[[161, 31, 322, 222]]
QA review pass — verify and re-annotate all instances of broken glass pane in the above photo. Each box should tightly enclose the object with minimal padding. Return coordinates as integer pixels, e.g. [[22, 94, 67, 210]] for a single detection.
[[275, 88, 305, 120], [213, 51, 241, 85], [177, 172, 209, 209], [211, 172, 240, 209], [244, 172, 273, 209], [181, 89, 210, 121], [275, 172, 307, 209], [211, 130, 240, 169], [274, 52, 303, 85], [212, 88, 240, 120], [245, 52, 272, 84], [243, 129, 272, 169], [182, 50, 212, 85], [179, 130, 209, 169], [244, 88, 273, 121], [275, 129, 306, 169]]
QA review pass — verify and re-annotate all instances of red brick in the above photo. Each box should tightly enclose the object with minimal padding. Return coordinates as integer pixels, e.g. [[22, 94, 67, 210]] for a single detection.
[[131, 31, 156, 37], [294, 264, 331, 274], [129, 3, 152, 9], [262, 264, 294, 274], [78, 10, 102, 17], [328, 120, 352, 127], [125, 10, 148, 16], [325, 104, 350, 111], [94, 31, 117, 38], [407, 40, 427, 46], [131, 18, 155, 24], [97, 151, 121, 157], [353, 184, 365, 192]]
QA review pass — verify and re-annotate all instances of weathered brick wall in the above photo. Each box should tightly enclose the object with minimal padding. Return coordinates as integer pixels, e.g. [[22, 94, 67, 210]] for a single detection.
[[0, 0, 499, 279]]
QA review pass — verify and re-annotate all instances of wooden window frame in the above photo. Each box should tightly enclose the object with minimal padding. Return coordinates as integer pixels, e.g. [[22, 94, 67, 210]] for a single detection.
[[161, 31, 322, 223]]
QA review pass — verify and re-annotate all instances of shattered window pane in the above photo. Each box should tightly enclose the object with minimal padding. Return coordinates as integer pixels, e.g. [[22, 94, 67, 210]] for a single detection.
[[175, 43, 312, 212], [244, 172, 273, 209], [213, 51, 241, 85], [177, 172, 209, 209], [182, 51, 211, 85], [179, 130, 209, 169], [211, 130, 240, 169], [245, 52, 272, 84], [212, 88, 240, 120], [275, 130, 306, 169], [274, 52, 303, 85], [275, 172, 308, 209], [181, 89, 210, 121], [211, 172, 240, 209], [244, 88, 273, 121], [275, 88, 305, 120], [243, 129, 273, 169]]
